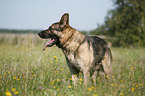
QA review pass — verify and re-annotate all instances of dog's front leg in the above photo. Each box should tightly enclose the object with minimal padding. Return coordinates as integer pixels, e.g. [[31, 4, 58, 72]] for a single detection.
[[83, 67, 90, 87], [72, 74, 78, 85]]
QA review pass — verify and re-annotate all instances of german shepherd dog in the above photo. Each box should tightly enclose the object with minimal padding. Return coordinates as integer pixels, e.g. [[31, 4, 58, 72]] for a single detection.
[[38, 13, 112, 86]]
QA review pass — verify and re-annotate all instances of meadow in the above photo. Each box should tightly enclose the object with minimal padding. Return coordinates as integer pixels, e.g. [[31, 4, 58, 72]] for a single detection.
[[0, 33, 145, 96]]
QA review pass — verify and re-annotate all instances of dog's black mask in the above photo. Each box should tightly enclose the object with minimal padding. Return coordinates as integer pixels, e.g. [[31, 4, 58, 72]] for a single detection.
[[38, 27, 60, 50]]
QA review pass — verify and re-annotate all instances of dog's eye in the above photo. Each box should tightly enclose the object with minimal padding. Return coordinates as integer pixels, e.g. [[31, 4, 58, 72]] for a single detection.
[[49, 27, 61, 32]]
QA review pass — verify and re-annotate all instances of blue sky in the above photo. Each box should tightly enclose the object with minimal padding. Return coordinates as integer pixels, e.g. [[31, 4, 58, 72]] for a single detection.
[[0, 0, 113, 31]]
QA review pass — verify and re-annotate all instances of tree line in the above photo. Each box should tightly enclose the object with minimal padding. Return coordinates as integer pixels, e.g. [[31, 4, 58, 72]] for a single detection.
[[0, 29, 40, 34], [91, 0, 145, 47]]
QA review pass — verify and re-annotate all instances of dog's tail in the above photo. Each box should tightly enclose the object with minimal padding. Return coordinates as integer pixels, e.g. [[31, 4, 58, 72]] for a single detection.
[[102, 47, 113, 76]]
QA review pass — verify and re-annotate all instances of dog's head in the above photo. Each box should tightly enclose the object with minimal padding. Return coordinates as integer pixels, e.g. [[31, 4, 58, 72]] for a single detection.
[[38, 13, 69, 50]]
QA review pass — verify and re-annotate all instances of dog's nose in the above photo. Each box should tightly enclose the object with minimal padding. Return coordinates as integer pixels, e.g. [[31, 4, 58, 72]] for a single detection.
[[38, 32, 41, 36]]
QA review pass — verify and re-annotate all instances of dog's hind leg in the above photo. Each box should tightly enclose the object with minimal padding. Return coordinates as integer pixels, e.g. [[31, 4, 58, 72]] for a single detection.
[[91, 70, 98, 86], [102, 48, 112, 78]]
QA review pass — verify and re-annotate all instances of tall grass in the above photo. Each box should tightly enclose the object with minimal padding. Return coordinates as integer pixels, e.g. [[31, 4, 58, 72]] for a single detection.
[[0, 33, 145, 96], [0, 33, 45, 47]]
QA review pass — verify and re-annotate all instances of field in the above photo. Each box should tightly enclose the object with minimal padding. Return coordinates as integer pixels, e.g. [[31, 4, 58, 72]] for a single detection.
[[0, 34, 145, 96]]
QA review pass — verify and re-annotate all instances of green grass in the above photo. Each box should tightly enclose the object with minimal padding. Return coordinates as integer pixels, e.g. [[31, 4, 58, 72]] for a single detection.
[[0, 34, 145, 96]]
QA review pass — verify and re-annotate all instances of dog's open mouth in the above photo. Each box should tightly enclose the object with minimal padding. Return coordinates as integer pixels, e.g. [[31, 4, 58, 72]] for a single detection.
[[43, 38, 56, 51]]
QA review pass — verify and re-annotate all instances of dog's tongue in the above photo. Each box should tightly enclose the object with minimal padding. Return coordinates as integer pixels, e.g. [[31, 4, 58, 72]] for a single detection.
[[43, 39, 55, 51]]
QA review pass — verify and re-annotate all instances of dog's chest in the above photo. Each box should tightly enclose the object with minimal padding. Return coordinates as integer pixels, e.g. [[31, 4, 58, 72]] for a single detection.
[[65, 53, 84, 71]]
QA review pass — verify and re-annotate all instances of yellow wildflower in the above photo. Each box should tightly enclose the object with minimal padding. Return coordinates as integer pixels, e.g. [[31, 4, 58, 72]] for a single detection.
[[4, 73, 6, 75], [54, 56, 57, 60], [70, 78, 73, 80], [92, 95, 98, 96], [60, 68, 63, 70], [136, 85, 139, 87], [14, 91, 18, 94], [92, 87, 95, 89], [12, 88, 16, 91], [110, 84, 116, 86], [0, 76, 2, 79], [110, 84, 113, 86], [32, 74, 35, 76], [51, 82, 54, 85], [106, 75, 109, 79], [132, 87, 135, 92], [120, 80, 123, 82], [74, 75, 77, 77], [52, 68, 54, 70], [68, 86, 72, 88], [79, 82, 82, 84], [13, 77, 17, 79], [120, 92, 124, 95], [130, 67, 134, 69], [7, 71, 9, 73], [88, 88, 92, 91], [17, 79, 20, 80], [5, 91, 12, 96], [80, 79, 83, 81], [140, 84, 143, 86], [57, 79, 60, 82]]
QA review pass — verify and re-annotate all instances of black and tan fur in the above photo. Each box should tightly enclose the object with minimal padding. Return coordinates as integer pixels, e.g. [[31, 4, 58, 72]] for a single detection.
[[38, 13, 112, 86]]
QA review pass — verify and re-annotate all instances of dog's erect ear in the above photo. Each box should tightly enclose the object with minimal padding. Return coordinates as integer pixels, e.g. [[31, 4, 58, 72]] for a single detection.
[[59, 13, 69, 29]]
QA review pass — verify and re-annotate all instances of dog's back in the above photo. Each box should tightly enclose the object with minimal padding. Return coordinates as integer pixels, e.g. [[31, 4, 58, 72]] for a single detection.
[[85, 36, 108, 63]]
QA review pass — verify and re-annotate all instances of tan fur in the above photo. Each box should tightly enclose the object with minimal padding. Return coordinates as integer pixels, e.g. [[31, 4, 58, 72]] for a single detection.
[[60, 27, 85, 50], [102, 48, 112, 76]]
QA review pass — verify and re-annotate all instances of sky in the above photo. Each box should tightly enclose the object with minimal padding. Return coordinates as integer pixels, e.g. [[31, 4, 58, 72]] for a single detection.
[[0, 0, 114, 31]]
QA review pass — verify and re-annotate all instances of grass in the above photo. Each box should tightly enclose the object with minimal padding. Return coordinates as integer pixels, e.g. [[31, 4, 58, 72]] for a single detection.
[[0, 34, 145, 96]]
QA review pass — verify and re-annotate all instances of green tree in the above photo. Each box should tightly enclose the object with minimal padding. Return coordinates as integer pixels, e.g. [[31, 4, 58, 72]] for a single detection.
[[92, 0, 145, 47]]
